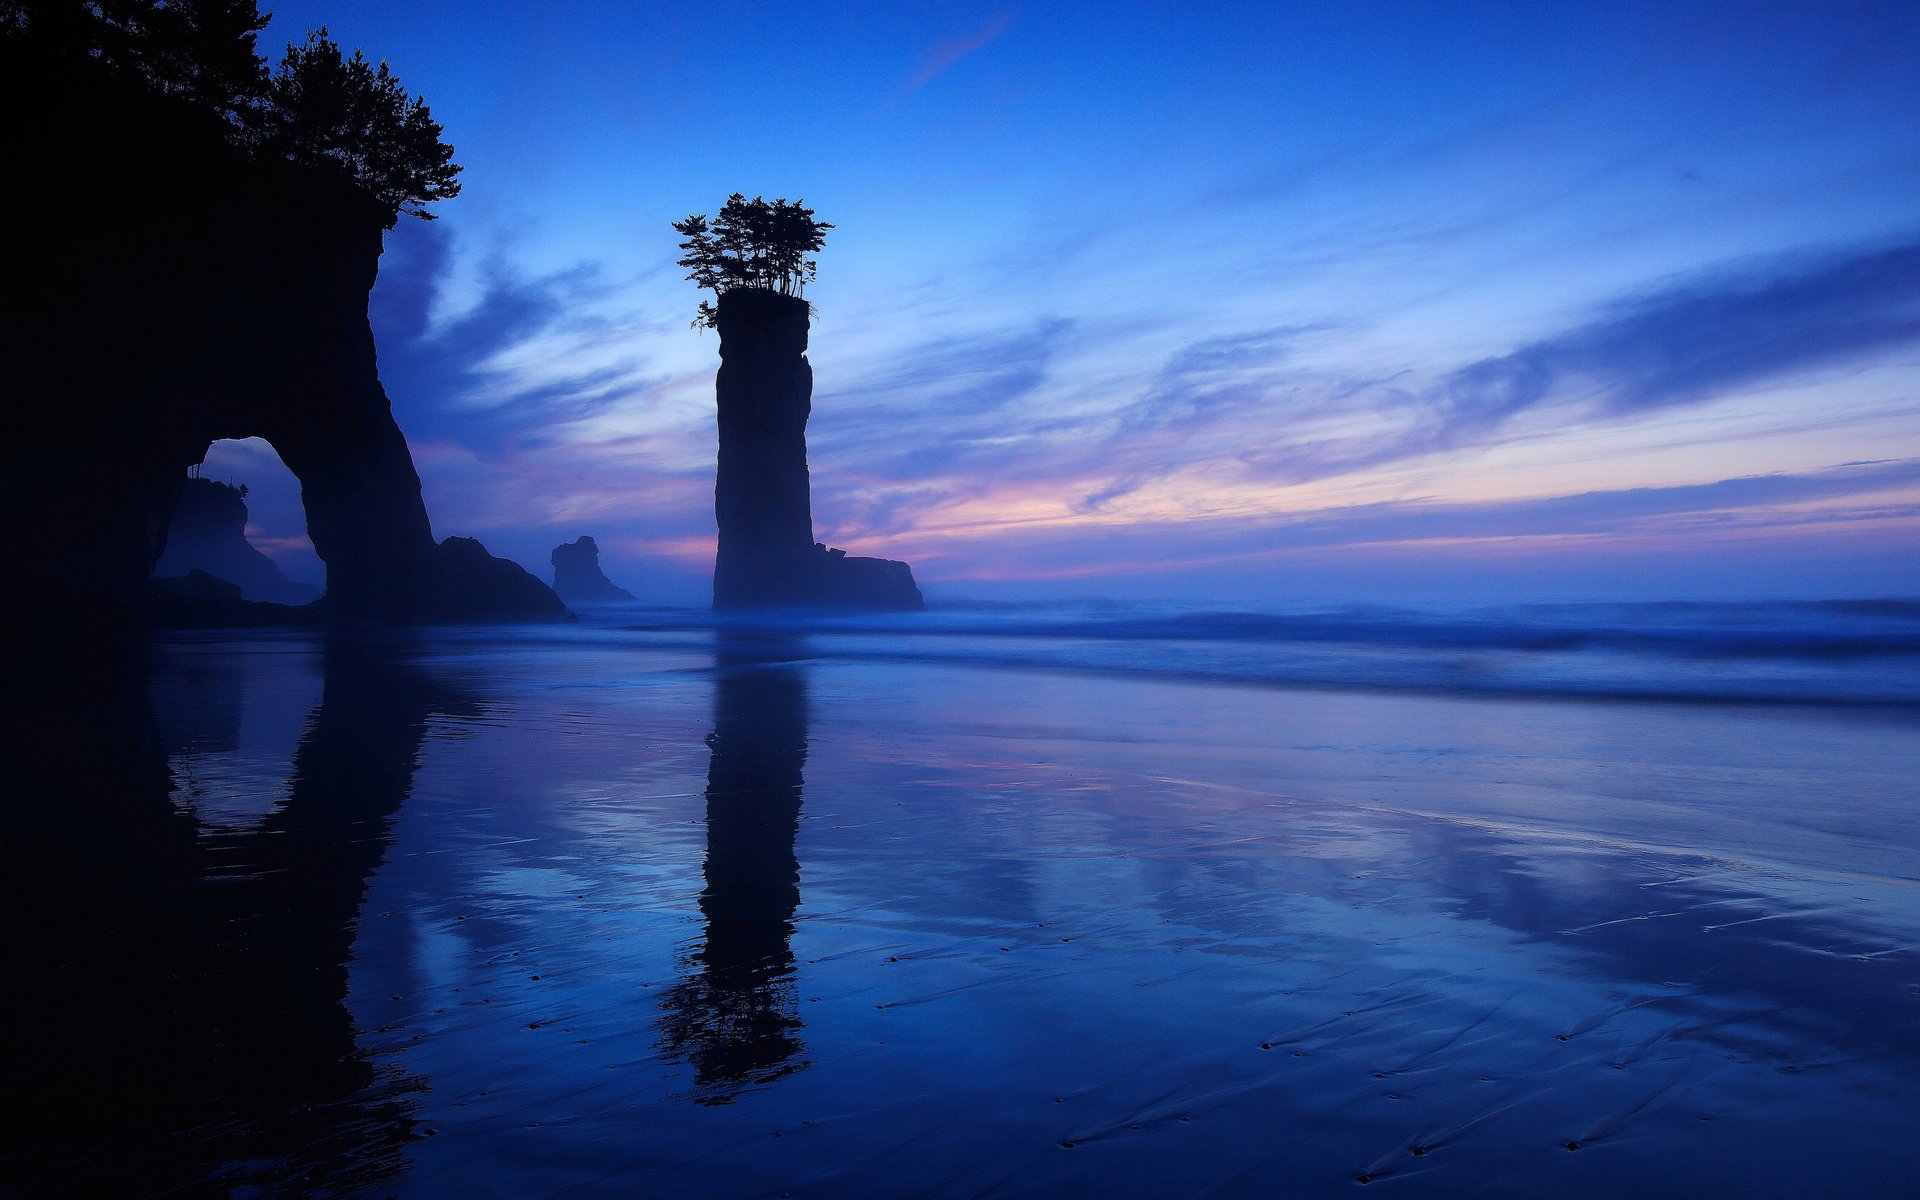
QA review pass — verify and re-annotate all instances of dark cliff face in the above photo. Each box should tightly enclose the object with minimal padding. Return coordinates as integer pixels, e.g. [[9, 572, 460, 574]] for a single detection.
[[551, 535, 636, 603], [710, 289, 923, 611], [2, 55, 560, 629], [154, 479, 323, 606], [436, 537, 568, 619]]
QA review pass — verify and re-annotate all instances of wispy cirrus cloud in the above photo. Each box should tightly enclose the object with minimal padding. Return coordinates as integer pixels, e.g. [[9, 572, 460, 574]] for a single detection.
[[900, 10, 1012, 94], [370, 221, 667, 456], [1147, 235, 1920, 497], [797, 234, 1920, 561], [345, 223, 1920, 597], [1427, 237, 1920, 442], [915, 458, 1920, 586]]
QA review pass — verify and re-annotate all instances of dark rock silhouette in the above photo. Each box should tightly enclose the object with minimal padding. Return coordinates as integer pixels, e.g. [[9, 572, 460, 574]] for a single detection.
[[146, 568, 326, 630], [551, 535, 636, 602], [711, 289, 924, 610], [1, 25, 560, 633], [438, 536, 568, 618], [152, 568, 245, 605], [154, 477, 324, 605]]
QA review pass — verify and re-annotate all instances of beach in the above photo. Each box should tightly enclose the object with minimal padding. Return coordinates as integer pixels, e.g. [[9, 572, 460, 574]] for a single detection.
[[8, 605, 1919, 1197]]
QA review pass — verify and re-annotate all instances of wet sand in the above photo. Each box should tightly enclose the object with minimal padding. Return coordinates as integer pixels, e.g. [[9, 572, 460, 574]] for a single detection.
[[6, 625, 1918, 1197]]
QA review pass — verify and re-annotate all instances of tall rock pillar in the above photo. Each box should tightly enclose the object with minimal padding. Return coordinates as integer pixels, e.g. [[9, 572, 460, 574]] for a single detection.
[[713, 290, 818, 608], [711, 290, 923, 610]]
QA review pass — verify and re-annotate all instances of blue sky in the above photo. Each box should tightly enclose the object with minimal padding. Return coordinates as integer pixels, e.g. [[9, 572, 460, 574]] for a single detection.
[[208, 1, 1920, 603]]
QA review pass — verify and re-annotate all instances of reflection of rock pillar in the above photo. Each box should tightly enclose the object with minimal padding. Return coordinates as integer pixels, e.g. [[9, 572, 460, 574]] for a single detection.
[[701, 667, 808, 973], [712, 288, 816, 608], [658, 660, 810, 1098]]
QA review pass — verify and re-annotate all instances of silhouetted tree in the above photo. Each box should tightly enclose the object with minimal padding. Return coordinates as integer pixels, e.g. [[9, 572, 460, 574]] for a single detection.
[[674, 194, 832, 327], [2, 1, 269, 125], [264, 27, 461, 224], [1, 2, 459, 227]]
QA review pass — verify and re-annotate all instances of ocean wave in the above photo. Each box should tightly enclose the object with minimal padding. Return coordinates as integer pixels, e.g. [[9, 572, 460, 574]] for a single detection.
[[561, 597, 1920, 708]]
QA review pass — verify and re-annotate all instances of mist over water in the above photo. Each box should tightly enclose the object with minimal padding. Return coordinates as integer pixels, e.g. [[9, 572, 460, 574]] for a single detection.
[[593, 596, 1920, 707]]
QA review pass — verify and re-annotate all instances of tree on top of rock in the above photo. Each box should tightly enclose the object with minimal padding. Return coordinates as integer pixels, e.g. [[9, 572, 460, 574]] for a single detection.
[[264, 27, 461, 225], [3, 0, 271, 125], [1, 3, 459, 227], [673, 194, 832, 327]]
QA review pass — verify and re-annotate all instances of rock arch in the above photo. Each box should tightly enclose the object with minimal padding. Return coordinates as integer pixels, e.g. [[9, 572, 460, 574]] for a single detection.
[[5, 127, 557, 628]]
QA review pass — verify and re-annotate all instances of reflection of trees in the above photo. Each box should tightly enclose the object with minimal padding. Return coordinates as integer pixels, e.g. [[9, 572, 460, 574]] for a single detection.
[[0, 642, 457, 1195], [658, 654, 811, 1103]]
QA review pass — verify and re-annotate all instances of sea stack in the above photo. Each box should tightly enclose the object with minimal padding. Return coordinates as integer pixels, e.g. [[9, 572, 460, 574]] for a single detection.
[[551, 535, 636, 602], [153, 478, 322, 606], [711, 289, 923, 610]]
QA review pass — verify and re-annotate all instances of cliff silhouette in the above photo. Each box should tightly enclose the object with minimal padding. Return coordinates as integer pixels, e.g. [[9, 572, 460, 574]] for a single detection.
[[0, 10, 562, 633], [712, 289, 923, 610]]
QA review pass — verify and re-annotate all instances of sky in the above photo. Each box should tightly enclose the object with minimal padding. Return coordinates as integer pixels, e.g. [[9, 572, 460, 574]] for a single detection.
[[206, 0, 1920, 605]]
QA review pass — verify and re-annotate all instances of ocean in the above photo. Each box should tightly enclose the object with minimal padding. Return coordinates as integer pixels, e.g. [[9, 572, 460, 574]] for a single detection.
[[7, 598, 1918, 1196]]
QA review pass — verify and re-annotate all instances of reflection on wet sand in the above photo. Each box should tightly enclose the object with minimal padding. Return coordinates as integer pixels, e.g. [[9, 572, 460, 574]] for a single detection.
[[658, 640, 811, 1102], [1, 642, 460, 1196]]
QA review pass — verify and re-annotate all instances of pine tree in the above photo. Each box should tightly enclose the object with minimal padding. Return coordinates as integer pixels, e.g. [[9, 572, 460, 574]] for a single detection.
[[264, 27, 461, 225], [1, 2, 460, 227], [673, 194, 832, 327]]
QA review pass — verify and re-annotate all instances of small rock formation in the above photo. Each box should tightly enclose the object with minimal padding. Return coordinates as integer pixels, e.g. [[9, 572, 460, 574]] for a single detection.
[[152, 568, 244, 605], [149, 569, 321, 629], [436, 537, 568, 619], [711, 289, 923, 610], [550, 535, 636, 603], [155, 478, 323, 605]]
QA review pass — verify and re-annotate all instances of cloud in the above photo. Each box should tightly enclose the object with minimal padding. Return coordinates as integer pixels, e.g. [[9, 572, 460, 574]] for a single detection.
[[1428, 237, 1920, 444], [713, 234, 1920, 580], [369, 221, 663, 455], [1070, 326, 1354, 508], [1117, 327, 1321, 434], [351, 218, 1920, 602], [901, 11, 1012, 94], [811, 316, 1073, 486], [1052, 236, 1920, 513], [922, 458, 1920, 584]]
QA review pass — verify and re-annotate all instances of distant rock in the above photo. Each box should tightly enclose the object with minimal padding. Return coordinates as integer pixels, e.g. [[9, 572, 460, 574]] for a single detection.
[[152, 568, 243, 604], [436, 537, 570, 620], [155, 478, 323, 605], [143, 538, 564, 628], [710, 288, 924, 611], [149, 569, 322, 629], [551, 535, 636, 603]]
